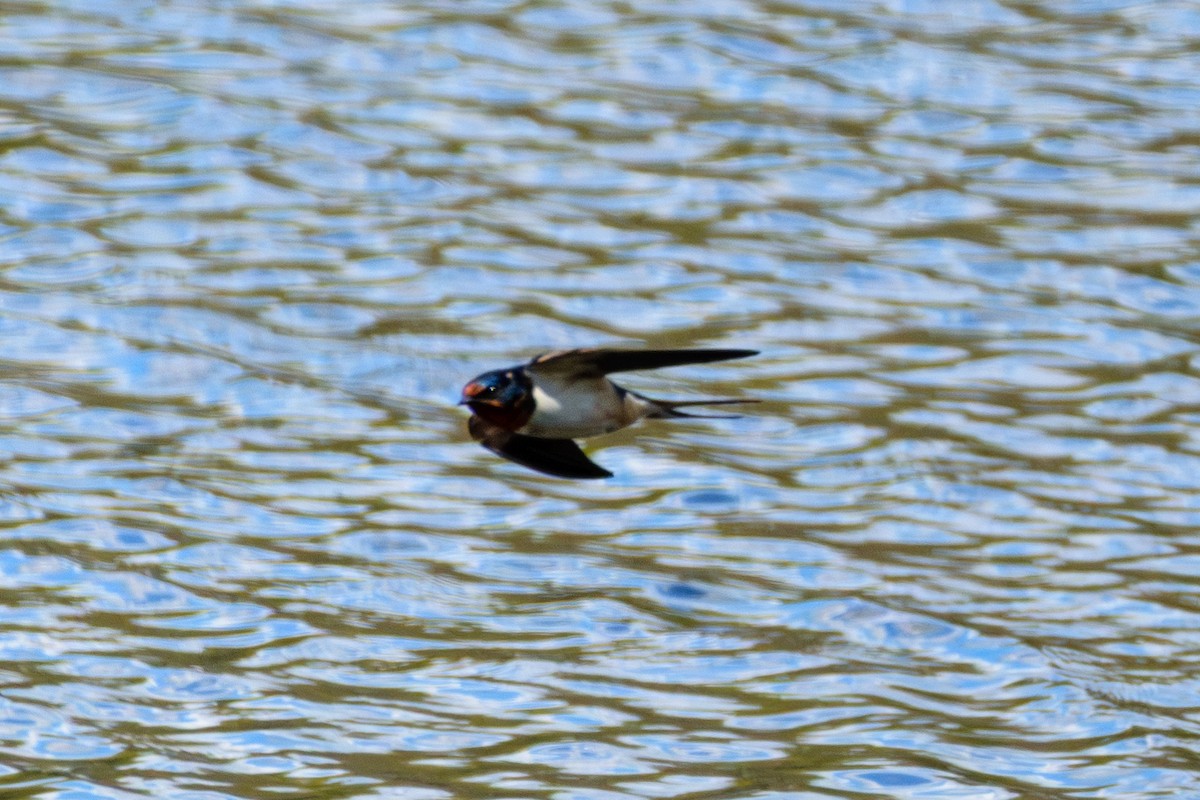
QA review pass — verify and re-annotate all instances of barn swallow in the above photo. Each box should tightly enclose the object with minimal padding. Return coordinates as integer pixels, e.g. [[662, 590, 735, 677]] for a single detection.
[[459, 348, 758, 479]]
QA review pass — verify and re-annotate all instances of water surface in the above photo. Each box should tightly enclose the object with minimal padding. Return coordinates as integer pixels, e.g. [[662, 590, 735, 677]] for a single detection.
[[1, 1, 1199, 798]]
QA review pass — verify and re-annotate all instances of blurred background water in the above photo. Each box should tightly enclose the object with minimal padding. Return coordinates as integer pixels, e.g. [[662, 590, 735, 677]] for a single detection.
[[1, 0, 1199, 798]]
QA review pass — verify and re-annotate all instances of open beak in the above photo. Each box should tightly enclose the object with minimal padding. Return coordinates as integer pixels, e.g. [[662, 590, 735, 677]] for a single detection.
[[459, 382, 493, 406]]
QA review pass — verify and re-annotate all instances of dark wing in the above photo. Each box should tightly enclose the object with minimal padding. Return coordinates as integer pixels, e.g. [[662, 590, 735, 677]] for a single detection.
[[468, 416, 613, 480], [529, 348, 757, 378]]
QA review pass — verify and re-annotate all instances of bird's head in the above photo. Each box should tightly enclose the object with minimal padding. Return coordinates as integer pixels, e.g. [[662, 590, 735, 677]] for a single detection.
[[459, 369, 534, 431]]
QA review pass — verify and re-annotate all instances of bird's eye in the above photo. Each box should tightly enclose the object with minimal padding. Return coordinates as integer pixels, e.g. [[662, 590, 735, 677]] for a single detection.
[[482, 385, 497, 395]]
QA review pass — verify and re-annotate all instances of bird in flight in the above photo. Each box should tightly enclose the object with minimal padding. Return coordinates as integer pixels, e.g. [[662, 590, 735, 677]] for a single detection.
[[459, 348, 758, 479]]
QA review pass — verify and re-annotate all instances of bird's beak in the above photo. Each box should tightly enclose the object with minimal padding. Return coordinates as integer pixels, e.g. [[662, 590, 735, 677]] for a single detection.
[[459, 382, 482, 405]]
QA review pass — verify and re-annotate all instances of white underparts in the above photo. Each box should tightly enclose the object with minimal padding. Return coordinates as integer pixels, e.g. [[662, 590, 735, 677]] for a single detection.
[[520, 376, 655, 439]]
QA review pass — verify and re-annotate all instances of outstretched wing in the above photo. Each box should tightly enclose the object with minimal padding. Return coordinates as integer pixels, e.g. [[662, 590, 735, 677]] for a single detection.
[[528, 348, 757, 379], [468, 416, 613, 480]]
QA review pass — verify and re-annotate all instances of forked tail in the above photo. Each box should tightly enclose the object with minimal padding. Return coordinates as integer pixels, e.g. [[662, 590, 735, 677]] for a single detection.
[[643, 396, 759, 420]]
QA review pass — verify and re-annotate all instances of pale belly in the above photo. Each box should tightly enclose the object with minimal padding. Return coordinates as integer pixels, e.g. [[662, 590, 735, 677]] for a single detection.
[[519, 377, 647, 439]]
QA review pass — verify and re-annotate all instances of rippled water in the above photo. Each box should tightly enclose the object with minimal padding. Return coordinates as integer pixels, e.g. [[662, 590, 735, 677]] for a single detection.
[[2, 1, 1200, 797]]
